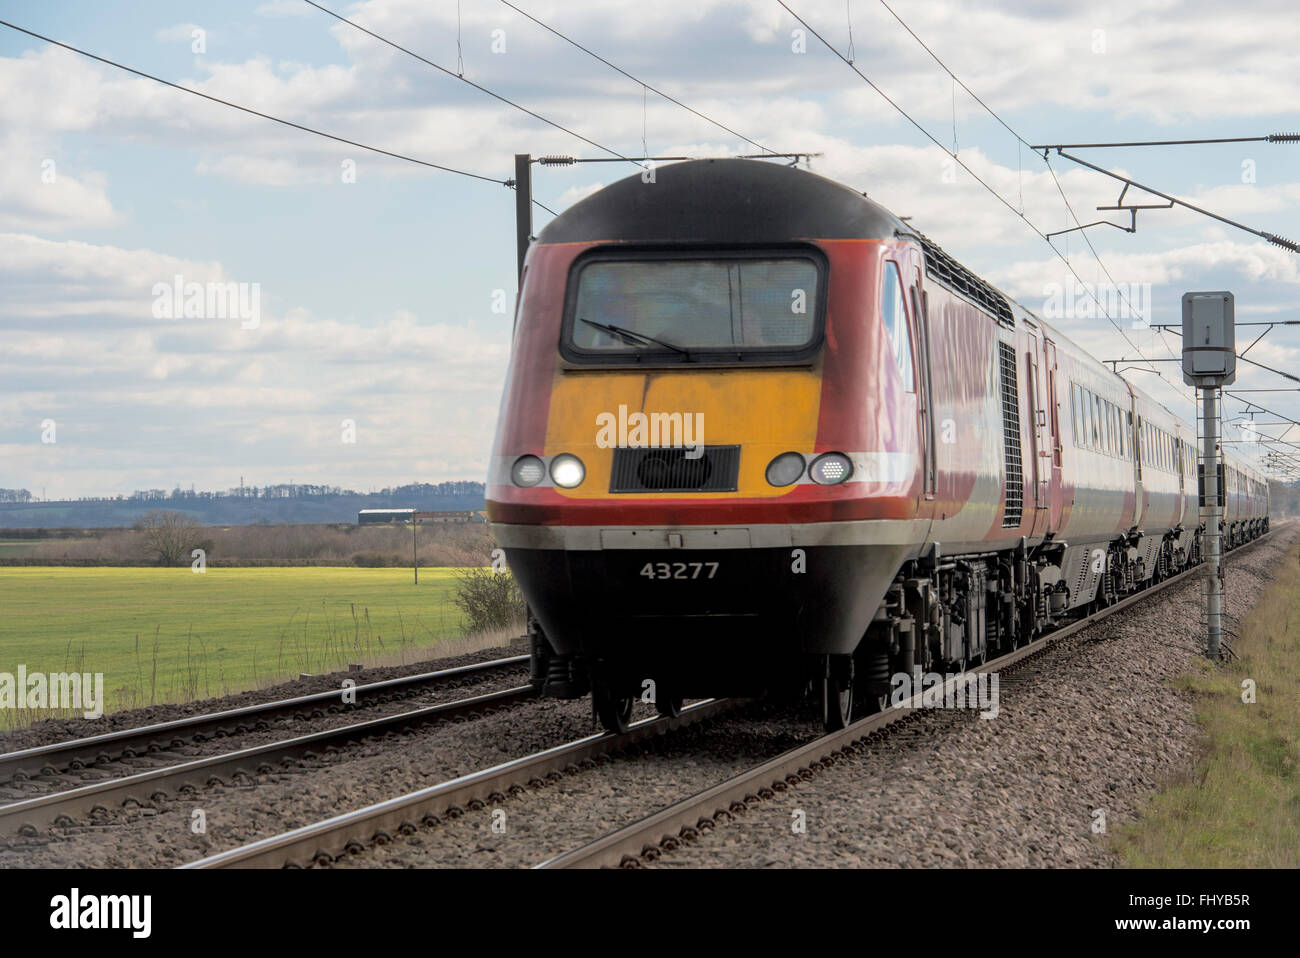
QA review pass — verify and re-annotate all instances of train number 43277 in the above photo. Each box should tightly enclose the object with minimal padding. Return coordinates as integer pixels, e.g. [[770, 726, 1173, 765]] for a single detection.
[[640, 561, 719, 580]]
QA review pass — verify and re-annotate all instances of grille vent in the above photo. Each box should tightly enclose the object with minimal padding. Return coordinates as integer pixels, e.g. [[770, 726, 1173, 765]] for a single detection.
[[610, 446, 740, 493], [998, 341, 1023, 527], [915, 233, 1016, 329]]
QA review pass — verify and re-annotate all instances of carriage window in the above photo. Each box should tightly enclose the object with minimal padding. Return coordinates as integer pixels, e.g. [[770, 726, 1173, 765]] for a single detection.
[[881, 262, 915, 391], [1092, 395, 1102, 449], [1071, 383, 1082, 446]]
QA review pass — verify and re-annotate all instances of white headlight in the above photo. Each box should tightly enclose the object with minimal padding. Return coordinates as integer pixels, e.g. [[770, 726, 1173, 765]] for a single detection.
[[810, 452, 852, 485], [550, 453, 586, 488]]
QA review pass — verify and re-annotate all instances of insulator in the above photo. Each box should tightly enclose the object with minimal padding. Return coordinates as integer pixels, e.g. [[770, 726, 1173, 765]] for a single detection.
[[538, 155, 575, 166], [1266, 132, 1300, 143], [1264, 233, 1300, 253]]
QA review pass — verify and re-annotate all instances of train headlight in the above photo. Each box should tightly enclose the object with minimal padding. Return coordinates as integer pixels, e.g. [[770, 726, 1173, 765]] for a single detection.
[[511, 455, 545, 487], [549, 453, 586, 488], [765, 452, 805, 487], [809, 452, 853, 485]]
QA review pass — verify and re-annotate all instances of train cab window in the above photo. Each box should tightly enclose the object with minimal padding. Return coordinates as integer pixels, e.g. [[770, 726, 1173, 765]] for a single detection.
[[881, 262, 915, 391], [562, 249, 825, 365]]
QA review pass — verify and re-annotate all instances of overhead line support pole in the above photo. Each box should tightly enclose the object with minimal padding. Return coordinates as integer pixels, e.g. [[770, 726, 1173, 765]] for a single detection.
[[514, 153, 532, 285]]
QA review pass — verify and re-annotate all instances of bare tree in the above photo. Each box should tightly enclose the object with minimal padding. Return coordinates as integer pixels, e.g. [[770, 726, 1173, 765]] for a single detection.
[[135, 510, 204, 565]]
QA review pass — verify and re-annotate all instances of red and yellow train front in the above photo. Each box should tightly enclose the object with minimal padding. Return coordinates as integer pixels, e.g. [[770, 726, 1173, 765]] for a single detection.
[[487, 160, 926, 698]]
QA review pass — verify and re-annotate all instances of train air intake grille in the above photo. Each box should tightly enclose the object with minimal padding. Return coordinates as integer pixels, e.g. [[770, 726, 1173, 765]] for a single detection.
[[610, 445, 740, 493], [998, 341, 1023, 527]]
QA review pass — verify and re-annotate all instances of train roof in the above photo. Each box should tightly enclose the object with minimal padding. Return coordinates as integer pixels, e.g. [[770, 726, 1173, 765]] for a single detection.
[[536, 158, 908, 246]]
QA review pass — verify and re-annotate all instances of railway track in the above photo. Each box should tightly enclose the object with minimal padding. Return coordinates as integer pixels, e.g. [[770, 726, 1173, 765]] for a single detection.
[[0, 654, 528, 789], [179, 697, 740, 868], [0, 683, 538, 837], [539, 530, 1277, 868]]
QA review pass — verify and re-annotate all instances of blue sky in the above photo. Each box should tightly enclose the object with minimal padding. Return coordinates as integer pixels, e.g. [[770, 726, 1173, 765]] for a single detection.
[[1, 0, 1297, 497]]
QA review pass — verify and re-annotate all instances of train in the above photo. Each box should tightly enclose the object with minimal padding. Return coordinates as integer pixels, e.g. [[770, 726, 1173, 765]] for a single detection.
[[486, 158, 1269, 733]]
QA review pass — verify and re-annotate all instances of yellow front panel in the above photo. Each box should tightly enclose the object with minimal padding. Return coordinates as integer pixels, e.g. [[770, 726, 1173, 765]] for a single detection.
[[544, 366, 823, 498]]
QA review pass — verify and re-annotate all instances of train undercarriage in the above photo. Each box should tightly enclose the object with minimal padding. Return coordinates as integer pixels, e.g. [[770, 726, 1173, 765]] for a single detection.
[[526, 517, 1267, 734]]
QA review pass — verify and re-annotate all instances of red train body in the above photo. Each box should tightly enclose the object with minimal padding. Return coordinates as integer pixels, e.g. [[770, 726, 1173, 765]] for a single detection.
[[486, 159, 1268, 731]]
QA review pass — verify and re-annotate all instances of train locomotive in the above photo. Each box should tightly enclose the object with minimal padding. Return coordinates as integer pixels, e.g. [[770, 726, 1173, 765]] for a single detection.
[[486, 158, 1269, 733]]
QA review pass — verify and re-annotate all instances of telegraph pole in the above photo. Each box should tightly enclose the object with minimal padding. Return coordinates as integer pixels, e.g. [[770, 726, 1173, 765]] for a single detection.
[[514, 153, 531, 283], [1182, 291, 1236, 659]]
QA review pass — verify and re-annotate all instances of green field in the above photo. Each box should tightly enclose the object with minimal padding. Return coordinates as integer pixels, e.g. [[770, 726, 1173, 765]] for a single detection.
[[0, 566, 475, 725]]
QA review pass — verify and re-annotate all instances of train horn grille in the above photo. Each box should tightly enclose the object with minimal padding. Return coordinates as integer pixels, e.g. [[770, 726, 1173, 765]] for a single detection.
[[610, 445, 741, 493]]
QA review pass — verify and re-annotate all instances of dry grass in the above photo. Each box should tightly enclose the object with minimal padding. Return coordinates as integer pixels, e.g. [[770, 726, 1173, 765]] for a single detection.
[[1116, 543, 1300, 867]]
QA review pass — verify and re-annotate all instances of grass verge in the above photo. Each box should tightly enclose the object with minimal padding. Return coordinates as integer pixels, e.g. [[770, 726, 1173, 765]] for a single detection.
[[1115, 546, 1299, 867], [0, 566, 517, 728]]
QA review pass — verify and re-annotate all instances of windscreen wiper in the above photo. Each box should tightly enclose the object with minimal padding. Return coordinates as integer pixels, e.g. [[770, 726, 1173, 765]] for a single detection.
[[578, 317, 692, 359]]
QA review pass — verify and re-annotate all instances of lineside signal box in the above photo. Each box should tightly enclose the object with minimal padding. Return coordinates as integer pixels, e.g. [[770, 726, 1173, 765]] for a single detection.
[[1181, 291, 1236, 386]]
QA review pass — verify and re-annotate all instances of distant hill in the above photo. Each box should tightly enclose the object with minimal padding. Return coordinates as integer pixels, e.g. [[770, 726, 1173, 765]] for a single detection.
[[0, 482, 485, 528]]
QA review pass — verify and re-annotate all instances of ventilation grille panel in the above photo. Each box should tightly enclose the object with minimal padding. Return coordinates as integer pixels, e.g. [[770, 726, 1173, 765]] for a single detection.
[[999, 341, 1023, 527], [915, 233, 1016, 329], [610, 446, 740, 493]]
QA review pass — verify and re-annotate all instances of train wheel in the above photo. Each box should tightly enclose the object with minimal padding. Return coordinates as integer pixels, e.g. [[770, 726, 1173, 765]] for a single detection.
[[593, 683, 635, 734], [821, 657, 853, 732], [655, 685, 684, 719]]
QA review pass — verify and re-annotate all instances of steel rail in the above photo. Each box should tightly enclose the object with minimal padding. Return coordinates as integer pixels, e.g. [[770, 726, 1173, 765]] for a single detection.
[[1, 685, 536, 836], [538, 529, 1278, 868], [0, 654, 528, 785], [179, 697, 740, 869]]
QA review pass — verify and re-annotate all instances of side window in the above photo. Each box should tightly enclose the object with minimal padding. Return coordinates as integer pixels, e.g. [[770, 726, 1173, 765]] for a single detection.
[[1092, 394, 1102, 449], [1071, 383, 1081, 446], [881, 262, 914, 391]]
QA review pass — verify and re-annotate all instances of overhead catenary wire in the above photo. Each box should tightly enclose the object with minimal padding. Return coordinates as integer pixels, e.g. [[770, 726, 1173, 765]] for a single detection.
[[302, 0, 645, 171], [875, 1, 1165, 356], [0, 18, 510, 184], [874, 0, 1235, 406], [0, 17, 560, 216], [780, 1, 1170, 389], [874, 0, 1212, 414], [497, 0, 780, 156]]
